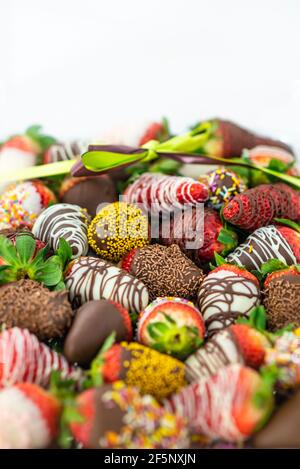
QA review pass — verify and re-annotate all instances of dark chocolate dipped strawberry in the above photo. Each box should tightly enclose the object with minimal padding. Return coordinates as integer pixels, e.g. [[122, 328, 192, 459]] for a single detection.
[[121, 244, 204, 301], [64, 300, 132, 366], [137, 297, 205, 360]]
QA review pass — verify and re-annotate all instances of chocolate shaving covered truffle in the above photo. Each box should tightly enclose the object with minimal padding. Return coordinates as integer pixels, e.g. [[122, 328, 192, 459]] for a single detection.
[[122, 244, 204, 300], [0, 280, 74, 340]]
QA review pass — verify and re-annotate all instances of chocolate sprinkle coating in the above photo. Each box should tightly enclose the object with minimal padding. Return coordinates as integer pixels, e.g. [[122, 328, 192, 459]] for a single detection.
[[0, 280, 74, 340], [264, 277, 300, 330], [130, 244, 204, 301]]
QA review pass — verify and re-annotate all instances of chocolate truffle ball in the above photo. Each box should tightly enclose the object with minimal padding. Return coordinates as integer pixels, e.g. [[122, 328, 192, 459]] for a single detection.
[[88, 202, 149, 262], [0, 279, 74, 340], [200, 166, 246, 209], [59, 176, 117, 217], [64, 300, 132, 366]]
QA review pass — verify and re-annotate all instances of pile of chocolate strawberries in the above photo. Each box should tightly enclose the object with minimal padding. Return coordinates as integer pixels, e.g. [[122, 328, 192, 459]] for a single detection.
[[0, 118, 300, 449]]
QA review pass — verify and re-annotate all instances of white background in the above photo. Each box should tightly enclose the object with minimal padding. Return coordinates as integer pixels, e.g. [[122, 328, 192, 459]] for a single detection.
[[1, 0, 300, 155]]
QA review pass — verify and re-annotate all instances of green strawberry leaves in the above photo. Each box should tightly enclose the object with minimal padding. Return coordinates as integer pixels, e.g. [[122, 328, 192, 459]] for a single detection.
[[0, 233, 71, 289], [146, 313, 203, 360], [218, 227, 238, 255], [25, 124, 57, 153], [260, 259, 288, 276], [237, 306, 267, 332], [84, 332, 116, 389]]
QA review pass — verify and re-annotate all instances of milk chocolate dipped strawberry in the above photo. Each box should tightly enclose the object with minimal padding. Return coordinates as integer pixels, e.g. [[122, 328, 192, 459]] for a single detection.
[[160, 208, 237, 267], [264, 266, 300, 330], [199, 167, 247, 210], [70, 382, 188, 449], [253, 388, 300, 448], [0, 383, 61, 449], [93, 341, 186, 400], [0, 327, 81, 388], [165, 364, 275, 442], [64, 256, 149, 314], [222, 183, 300, 231], [198, 264, 261, 335], [122, 244, 204, 300], [32, 203, 91, 259], [195, 118, 293, 158], [0, 279, 73, 340], [59, 175, 117, 217], [64, 300, 132, 366], [137, 297, 205, 360], [123, 173, 208, 214], [264, 330, 300, 389], [226, 225, 300, 271], [0, 181, 56, 230], [185, 308, 270, 381], [88, 202, 149, 262]]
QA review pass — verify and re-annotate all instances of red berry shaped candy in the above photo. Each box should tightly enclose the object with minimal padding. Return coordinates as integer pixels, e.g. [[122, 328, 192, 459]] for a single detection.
[[223, 183, 300, 231], [0, 383, 60, 449], [165, 364, 274, 442], [137, 297, 205, 360], [0, 327, 81, 388], [123, 173, 208, 214], [198, 265, 261, 336], [70, 382, 188, 449], [226, 225, 300, 271]]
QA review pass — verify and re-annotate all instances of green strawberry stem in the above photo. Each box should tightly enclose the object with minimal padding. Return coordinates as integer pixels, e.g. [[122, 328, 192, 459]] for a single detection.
[[84, 332, 116, 389]]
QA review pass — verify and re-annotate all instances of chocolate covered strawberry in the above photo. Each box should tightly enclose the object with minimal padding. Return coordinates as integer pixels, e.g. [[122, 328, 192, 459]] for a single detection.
[[263, 266, 300, 330], [198, 264, 261, 335], [123, 172, 208, 214], [195, 118, 293, 158], [222, 183, 300, 231], [0, 383, 61, 449], [70, 382, 188, 449], [137, 297, 205, 360], [226, 225, 300, 271], [186, 321, 270, 382], [165, 364, 274, 442], [90, 340, 186, 400], [160, 207, 237, 267], [0, 327, 81, 388], [121, 244, 204, 301]]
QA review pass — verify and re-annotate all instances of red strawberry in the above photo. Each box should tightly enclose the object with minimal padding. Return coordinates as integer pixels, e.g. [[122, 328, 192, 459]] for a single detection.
[[211, 264, 260, 284], [166, 364, 274, 441], [139, 121, 170, 146], [229, 324, 269, 369], [121, 248, 137, 272], [0, 383, 60, 448], [2, 135, 40, 154], [137, 297, 205, 360], [70, 388, 95, 449], [264, 265, 300, 287], [247, 145, 294, 167], [0, 327, 81, 388], [276, 226, 300, 263]]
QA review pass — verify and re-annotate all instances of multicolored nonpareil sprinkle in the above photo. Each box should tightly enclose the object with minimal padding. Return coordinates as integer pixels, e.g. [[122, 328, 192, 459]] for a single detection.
[[200, 167, 246, 209], [100, 381, 189, 449]]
